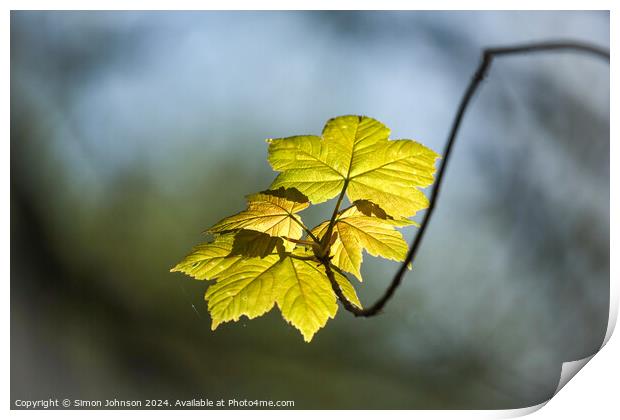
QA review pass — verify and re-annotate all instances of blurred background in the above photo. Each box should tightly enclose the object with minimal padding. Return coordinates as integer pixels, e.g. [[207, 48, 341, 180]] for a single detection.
[[11, 11, 609, 409]]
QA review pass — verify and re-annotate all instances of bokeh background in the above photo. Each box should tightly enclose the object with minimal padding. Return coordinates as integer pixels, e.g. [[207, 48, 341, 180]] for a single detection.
[[11, 11, 609, 409]]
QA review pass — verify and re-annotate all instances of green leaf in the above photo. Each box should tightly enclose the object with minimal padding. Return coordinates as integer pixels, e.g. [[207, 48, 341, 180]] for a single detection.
[[229, 230, 286, 258], [206, 254, 283, 330], [311, 202, 413, 281], [208, 187, 309, 251], [170, 234, 243, 280], [172, 114, 439, 342], [172, 233, 361, 341], [275, 249, 361, 342], [267, 115, 439, 218], [274, 256, 337, 342], [351, 199, 419, 227], [170, 230, 282, 279]]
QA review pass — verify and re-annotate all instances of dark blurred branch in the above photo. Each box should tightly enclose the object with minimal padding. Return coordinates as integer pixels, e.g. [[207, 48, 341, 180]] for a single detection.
[[328, 40, 610, 317]]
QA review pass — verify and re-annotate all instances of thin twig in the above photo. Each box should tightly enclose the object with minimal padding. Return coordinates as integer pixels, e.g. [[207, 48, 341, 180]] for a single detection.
[[327, 40, 610, 317]]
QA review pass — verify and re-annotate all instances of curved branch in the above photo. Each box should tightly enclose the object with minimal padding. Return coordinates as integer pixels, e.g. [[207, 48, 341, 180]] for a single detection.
[[328, 40, 610, 317]]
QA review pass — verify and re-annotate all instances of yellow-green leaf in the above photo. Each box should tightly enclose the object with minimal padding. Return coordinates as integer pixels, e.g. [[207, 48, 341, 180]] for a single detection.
[[208, 188, 309, 250], [351, 199, 419, 227], [312, 204, 412, 281], [174, 237, 361, 341], [172, 114, 437, 342], [170, 231, 282, 280], [268, 115, 439, 218], [170, 234, 243, 280], [228, 230, 286, 258], [274, 257, 337, 342], [205, 254, 283, 330]]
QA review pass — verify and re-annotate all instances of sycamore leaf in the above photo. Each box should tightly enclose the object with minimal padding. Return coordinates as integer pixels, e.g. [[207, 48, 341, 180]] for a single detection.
[[352, 199, 419, 227], [229, 230, 286, 258], [172, 114, 438, 342], [206, 253, 283, 330], [267, 115, 439, 218], [208, 250, 361, 341], [274, 257, 336, 342], [311, 203, 414, 281], [170, 231, 282, 280], [208, 187, 309, 251], [275, 249, 361, 342], [170, 234, 243, 280], [172, 231, 281, 329], [172, 233, 361, 341]]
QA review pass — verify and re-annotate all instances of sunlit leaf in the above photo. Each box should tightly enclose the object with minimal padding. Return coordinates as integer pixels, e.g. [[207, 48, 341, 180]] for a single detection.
[[352, 199, 419, 227], [172, 114, 439, 342], [170, 234, 243, 280], [229, 230, 286, 258], [170, 230, 282, 280], [275, 249, 361, 342], [203, 248, 362, 341], [173, 234, 361, 341], [268, 115, 439, 218], [208, 187, 309, 250], [205, 254, 283, 330], [312, 203, 413, 281], [274, 256, 337, 342]]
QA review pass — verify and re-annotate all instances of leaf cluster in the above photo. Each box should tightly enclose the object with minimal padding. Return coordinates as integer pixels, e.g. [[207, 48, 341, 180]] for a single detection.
[[172, 115, 439, 341]]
